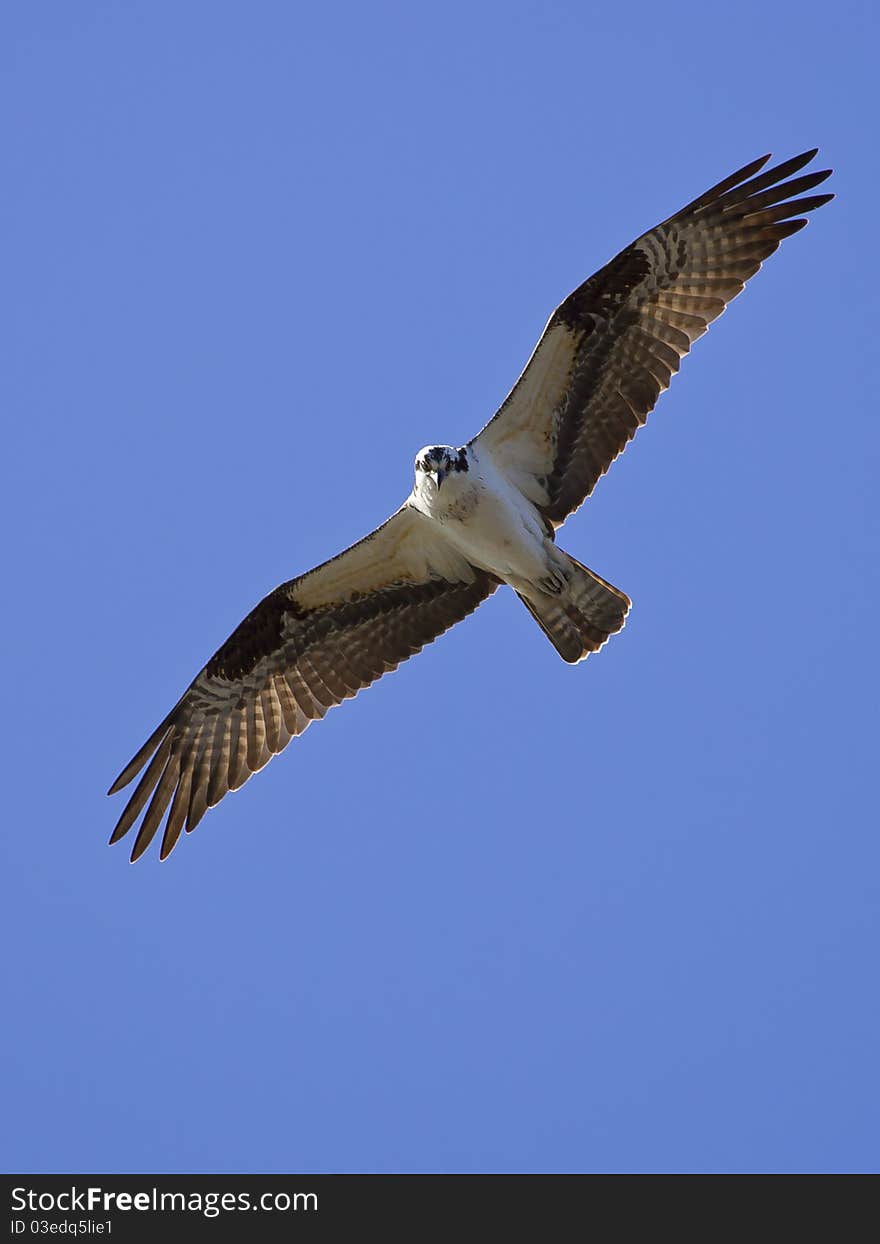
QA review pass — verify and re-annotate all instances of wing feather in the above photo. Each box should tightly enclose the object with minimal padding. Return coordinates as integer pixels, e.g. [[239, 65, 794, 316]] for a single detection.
[[286, 663, 326, 721], [295, 651, 336, 712], [473, 149, 832, 523], [206, 715, 233, 807], [108, 507, 498, 859], [108, 733, 173, 844], [244, 695, 270, 773], [274, 675, 304, 739], [158, 727, 201, 860], [221, 709, 244, 791], [185, 737, 214, 834], [131, 750, 181, 863]]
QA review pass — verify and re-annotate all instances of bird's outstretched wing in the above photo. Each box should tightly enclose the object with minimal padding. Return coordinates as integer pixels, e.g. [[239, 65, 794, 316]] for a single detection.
[[472, 149, 832, 524], [108, 507, 498, 861]]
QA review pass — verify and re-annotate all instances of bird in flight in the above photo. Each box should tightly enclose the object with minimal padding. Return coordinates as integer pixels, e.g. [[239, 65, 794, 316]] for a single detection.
[[109, 149, 832, 861]]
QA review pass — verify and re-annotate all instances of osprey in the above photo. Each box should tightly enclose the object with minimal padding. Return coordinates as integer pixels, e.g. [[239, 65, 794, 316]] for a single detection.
[[109, 149, 832, 861]]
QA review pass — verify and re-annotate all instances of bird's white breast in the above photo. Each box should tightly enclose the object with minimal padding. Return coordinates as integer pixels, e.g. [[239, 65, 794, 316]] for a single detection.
[[410, 448, 551, 585]]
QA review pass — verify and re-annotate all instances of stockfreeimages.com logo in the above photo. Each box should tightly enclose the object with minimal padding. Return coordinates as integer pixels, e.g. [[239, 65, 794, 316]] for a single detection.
[[11, 1186, 318, 1219]]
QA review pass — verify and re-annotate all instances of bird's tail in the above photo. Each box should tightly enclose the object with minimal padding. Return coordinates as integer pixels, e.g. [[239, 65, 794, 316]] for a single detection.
[[517, 551, 630, 664]]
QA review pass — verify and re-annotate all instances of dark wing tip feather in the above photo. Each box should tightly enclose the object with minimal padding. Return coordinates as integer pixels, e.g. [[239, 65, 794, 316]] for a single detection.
[[677, 152, 772, 214], [773, 191, 835, 214], [677, 148, 831, 225], [728, 170, 833, 219], [707, 154, 832, 219], [771, 147, 820, 175], [771, 219, 809, 239], [107, 706, 178, 795], [129, 818, 162, 863], [107, 732, 174, 845]]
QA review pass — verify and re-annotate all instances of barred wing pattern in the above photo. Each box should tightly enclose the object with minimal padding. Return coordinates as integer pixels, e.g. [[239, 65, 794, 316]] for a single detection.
[[473, 150, 832, 524], [108, 507, 498, 861]]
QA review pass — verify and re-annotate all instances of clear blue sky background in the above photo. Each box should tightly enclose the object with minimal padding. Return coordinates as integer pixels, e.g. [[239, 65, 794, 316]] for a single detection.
[[3, 2, 877, 1174]]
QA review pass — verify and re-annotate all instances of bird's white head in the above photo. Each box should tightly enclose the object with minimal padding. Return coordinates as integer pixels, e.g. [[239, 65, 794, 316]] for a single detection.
[[413, 444, 470, 497]]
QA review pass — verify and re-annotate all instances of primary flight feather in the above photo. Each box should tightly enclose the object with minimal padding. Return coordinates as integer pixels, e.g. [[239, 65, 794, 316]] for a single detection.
[[109, 149, 832, 861]]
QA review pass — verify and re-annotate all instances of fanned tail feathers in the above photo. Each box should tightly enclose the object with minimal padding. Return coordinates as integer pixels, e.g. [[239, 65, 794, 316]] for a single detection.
[[518, 553, 630, 663]]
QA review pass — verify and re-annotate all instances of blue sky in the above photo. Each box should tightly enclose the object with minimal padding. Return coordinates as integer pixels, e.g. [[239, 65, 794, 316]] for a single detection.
[[3, 1, 877, 1174]]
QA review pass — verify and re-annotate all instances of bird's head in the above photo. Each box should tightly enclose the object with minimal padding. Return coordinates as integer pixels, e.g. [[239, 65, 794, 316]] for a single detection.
[[413, 445, 469, 493]]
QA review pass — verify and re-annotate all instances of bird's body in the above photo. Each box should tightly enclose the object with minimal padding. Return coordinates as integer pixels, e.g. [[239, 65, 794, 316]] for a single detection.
[[411, 444, 552, 591], [410, 443, 630, 661], [108, 149, 833, 860]]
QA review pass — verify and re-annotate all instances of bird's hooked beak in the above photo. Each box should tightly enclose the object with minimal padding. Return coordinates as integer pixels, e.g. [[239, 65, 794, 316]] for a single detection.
[[434, 468, 446, 490]]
